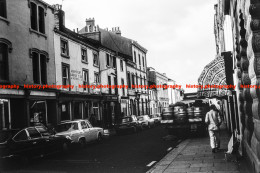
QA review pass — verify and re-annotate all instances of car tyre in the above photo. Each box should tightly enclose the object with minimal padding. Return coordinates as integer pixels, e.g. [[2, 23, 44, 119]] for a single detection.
[[132, 126, 137, 133], [79, 138, 86, 148], [62, 142, 70, 152], [97, 133, 102, 143]]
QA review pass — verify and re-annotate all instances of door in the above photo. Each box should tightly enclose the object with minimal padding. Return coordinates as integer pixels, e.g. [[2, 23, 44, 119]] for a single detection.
[[26, 127, 46, 156], [85, 120, 97, 141], [10, 129, 31, 157], [81, 121, 93, 142]]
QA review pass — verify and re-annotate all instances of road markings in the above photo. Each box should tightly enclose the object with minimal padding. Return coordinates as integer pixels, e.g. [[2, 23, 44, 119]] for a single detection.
[[146, 161, 157, 167], [167, 147, 172, 151]]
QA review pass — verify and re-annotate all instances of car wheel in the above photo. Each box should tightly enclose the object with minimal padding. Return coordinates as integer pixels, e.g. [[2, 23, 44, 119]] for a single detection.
[[62, 142, 70, 152], [79, 138, 86, 148], [97, 133, 102, 143], [132, 127, 137, 133]]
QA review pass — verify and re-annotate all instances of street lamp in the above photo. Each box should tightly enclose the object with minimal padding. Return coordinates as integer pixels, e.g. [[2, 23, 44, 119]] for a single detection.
[[135, 91, 141, 116]]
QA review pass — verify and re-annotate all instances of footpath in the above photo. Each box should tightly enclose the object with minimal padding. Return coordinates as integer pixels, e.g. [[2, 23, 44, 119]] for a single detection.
[[147, 125, 252, 173]]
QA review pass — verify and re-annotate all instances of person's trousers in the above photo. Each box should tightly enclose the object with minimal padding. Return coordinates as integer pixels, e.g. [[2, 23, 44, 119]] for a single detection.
[[208, 130, 220, 149]]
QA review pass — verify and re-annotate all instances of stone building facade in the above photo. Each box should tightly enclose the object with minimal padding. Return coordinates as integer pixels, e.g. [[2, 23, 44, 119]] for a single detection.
[[0, 0, 56, 129], [215, 0, 260, 172]]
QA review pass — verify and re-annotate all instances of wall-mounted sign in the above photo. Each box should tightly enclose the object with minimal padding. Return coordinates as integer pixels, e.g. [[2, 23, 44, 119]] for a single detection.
[[71, 70, 82, 80]]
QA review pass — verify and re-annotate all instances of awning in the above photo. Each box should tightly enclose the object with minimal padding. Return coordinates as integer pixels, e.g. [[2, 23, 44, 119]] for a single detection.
[[197, 53, 233, 98]]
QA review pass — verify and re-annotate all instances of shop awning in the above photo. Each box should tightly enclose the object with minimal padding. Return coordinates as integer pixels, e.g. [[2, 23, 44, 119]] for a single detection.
[[197, 52, 233, 98]]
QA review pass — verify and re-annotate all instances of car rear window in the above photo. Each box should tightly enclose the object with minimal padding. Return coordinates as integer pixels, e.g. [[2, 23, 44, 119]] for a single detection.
[[56, 122, 79, 132]]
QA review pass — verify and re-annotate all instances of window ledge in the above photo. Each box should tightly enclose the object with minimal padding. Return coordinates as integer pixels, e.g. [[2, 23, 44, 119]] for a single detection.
[[81, 60, 88, 64], [61, 53, 70, 59], [0, 16, 10, 25], [29, 28, 47, 39], [93, 64, 99, 68]]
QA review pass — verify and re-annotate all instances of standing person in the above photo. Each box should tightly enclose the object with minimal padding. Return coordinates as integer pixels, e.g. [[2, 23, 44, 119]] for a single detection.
[[205, 105, 222, 153]]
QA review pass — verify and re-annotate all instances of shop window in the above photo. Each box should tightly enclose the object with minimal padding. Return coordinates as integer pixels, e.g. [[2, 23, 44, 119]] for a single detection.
[[29, 100, 47, 126], [74, 102, 83, 120], [93, 52, 99, 66], [60, 39, 69, 57], [121, 78, 125, 96], [62, 63, 70, 88], [120, 59, 123, 71], [32, 51, 47, 84], [61, 102, 70, 121], [81, 48, 87, 62], [30, 2, 45, 34], [0, 0, 7, 18], [94, 72, 99, 83], [0, 43, 8, 81], [82, 70, 89, 92], [0, 99, 10, 130]]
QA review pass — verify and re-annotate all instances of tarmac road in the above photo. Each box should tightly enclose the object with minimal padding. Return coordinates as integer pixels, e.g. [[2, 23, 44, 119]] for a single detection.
[[1, 125, 180, 173]]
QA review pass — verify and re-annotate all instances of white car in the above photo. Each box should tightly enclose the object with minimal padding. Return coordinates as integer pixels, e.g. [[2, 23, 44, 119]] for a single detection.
[[149, 114, 162, 124], [55, 119, 104, 148], [137, 115, 155, 128]]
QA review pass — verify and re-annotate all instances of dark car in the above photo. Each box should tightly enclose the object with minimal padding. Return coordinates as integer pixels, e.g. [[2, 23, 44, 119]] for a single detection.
[[0, 125, 71, 161], [115, 115, 142, 134]]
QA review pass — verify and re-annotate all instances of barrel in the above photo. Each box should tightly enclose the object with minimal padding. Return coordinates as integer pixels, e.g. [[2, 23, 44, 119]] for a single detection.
[[162, 107, 174, 120], [194, 107, 204, 118], [174, 107, 188, 123], [187, 107, 194, 118]]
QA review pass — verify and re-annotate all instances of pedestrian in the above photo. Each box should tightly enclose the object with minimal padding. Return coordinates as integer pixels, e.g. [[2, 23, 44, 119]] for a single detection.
[[205, 104, 222, 153]]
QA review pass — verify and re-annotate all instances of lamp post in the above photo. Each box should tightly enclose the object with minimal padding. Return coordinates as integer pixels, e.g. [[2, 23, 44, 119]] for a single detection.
[[135, 91, 140, 116]]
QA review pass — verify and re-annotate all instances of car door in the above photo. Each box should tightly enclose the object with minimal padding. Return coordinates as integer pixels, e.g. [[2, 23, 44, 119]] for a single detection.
[[85, 120, 97, 141], [9, 129, 31, 157], [26, 127, 46, 156], [80, 121, 92, 142], [35, 126, 57, 154]]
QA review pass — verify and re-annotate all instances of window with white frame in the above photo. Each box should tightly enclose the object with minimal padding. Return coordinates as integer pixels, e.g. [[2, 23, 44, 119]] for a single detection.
[[82, 70, 89, 92], [81, 48, 87, 63], [93, 52, 99, 66], [62, 63, 70, 88], [60, 39, 69, 57], [94, 72, 99, 83]]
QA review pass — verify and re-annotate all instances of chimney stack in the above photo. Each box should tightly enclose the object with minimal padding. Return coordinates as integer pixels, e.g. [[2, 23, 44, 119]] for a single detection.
[[111, 27, 121, 36], [53, 4, 65, 31]]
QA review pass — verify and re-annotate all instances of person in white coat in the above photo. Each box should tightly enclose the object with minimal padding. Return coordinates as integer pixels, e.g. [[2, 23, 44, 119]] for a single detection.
[[205, 104, 222, 153]]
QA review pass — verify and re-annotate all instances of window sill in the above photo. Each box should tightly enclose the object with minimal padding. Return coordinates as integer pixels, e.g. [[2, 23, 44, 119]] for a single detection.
[[29, 28, 47, 39], [93, 64, 99, 68], [0, 16, 10, 25], [61, 53, 70, 59], [81, 60, 88, 64]]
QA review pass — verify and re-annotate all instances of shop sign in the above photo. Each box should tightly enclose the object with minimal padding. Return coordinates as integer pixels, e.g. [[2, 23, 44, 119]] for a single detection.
[[71, 70, 82, 80]]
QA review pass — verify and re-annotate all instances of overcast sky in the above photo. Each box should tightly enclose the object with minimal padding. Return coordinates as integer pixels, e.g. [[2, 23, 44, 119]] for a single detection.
[[45, 0, 218, 93]]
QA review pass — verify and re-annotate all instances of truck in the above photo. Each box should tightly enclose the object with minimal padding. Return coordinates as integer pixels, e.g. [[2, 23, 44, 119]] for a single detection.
[[161, 99, 209, 138]]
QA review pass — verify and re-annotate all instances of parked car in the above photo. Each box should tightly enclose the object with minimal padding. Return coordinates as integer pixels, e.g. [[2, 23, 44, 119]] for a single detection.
[[55, 119, 104, 148], [150, 114, 162, 124], [137, 115, 155, 128], [0, 125, 71, 161], [115, 115, 142, 134]]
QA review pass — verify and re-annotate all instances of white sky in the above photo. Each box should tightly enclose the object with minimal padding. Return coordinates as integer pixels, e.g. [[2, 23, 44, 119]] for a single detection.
[[45, 0, 218, 93]]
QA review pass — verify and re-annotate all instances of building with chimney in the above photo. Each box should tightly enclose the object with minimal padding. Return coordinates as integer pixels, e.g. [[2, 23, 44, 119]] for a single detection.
[[0, 0, 57, 129], [79, 19, 148, 118]]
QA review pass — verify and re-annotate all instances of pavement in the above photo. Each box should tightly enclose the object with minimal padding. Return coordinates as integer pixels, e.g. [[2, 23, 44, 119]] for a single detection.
[[147, 124, 252, 173]]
